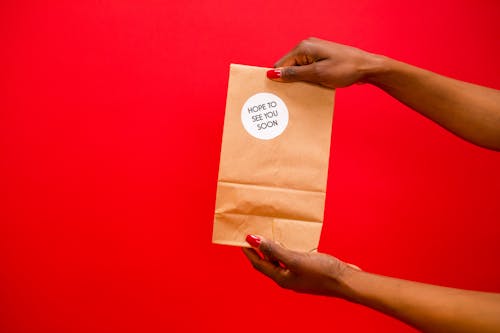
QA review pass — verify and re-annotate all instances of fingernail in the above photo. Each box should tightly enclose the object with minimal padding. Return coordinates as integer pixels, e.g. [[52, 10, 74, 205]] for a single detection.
[[246, 234, 261, 248], [266, 69, 281, 79]]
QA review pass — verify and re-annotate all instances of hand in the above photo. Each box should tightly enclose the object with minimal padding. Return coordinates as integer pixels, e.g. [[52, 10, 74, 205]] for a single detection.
[[267, 37, 382, 89], [242, 235, 360, 297]]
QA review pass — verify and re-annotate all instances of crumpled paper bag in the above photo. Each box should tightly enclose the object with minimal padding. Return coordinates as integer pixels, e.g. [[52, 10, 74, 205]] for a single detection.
[[212, 64, 335, 252]]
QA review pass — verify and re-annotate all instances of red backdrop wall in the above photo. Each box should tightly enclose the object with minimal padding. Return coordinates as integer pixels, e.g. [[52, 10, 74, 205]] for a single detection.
[[1, 1, 499, 332]]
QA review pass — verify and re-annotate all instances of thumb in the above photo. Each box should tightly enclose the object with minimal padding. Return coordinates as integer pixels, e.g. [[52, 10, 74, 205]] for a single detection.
[[246, 234, 304, 270], [266, 64, 318, 83]]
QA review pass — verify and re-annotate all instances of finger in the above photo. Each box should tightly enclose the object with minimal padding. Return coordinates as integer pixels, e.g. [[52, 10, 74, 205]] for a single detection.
[[266, 63, 322, 84], [242, 243, 264, 260], [246, 234, 301, 269], [242, 247, 285, 282], [245, 235, 278, 264], [274, 51, 303, 68], [273, 46, 301, 68], [274, 37, 324, 68], [242, 247, 261, 263], [256, 237, 305, 271]]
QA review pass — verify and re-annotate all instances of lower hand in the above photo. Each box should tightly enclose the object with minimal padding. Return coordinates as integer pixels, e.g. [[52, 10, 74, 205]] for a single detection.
[[242, 235, 360, 297]]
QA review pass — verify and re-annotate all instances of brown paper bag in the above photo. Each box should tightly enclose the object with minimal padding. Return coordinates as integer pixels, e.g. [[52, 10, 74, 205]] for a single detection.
[[212, 64, 335, 252]]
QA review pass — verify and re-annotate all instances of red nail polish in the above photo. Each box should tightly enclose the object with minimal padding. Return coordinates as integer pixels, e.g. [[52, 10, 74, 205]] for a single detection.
[[266, 69, 281, 79], [246, 234, 261, 248]]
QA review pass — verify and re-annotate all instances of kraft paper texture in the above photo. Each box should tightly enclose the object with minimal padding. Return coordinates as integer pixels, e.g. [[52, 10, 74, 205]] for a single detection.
[[212, 64, 335, 252]]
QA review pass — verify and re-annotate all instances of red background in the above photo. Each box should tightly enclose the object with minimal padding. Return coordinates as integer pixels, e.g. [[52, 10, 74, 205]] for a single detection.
[[1, 1, 499, 332]]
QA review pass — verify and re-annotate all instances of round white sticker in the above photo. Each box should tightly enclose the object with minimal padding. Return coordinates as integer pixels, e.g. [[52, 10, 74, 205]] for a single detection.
[[241, 92, 289, 140]]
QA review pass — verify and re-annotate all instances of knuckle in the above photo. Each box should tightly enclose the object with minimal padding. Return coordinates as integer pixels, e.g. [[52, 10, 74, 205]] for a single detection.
[[250, 261, 262, 272], [305, 36, 319, 43], [310, 62, 321, 80], [259, 241, 273, 257], [299, 37, 316, 52], [274, 274, 289, 289], [311, 62, 328, 82], [300, 37, 315, 46], [281, 66, 297, 79], [297, 41, 308, 54]]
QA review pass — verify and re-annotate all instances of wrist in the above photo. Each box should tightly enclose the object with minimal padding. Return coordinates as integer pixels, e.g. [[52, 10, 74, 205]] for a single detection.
[[359, 52, 392, 85], [325, 263, 362, 300]]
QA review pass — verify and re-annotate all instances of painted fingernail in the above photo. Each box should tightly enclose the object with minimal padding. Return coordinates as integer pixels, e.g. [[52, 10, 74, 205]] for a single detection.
[[246, 234, 261, 248], [266, 69, 281, 79]]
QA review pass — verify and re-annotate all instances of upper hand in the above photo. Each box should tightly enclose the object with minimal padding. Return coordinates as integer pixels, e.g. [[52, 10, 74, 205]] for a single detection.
[[267, 37, 380, 88]]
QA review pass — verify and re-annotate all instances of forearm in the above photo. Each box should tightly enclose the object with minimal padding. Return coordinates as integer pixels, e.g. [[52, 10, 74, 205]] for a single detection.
[[334, 268, 500, 333], [363, 55, 500, 151]]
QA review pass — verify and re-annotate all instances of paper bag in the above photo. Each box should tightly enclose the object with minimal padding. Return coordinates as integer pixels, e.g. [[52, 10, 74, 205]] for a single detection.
[[212, 64, 335, 252]]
